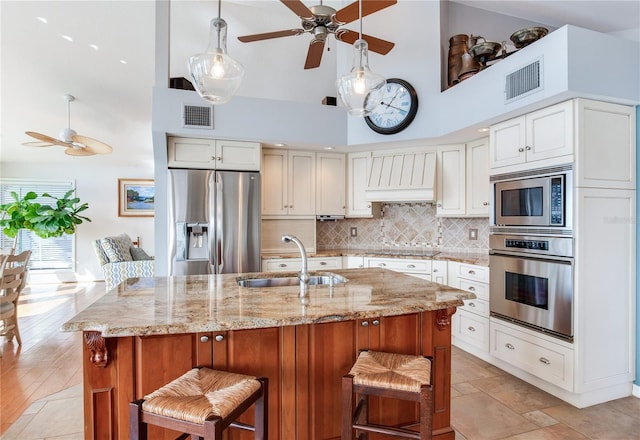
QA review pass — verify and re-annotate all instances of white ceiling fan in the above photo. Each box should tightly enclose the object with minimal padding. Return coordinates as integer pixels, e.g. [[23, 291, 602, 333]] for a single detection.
[[23, 94, 113, 156]]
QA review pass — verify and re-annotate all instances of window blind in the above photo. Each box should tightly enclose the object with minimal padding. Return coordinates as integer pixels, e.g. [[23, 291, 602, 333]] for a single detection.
[[0, 179, 76, 271]]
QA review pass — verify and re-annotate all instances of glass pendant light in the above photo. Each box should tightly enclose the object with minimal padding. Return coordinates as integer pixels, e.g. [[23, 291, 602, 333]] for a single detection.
[[189, 0, 245, 104], [335, 0, 386, 117]]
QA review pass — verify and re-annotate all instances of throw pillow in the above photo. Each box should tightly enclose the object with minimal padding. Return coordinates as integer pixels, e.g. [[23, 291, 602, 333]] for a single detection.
[[100, 233, 133, 263], [130, 247, 152, 261]]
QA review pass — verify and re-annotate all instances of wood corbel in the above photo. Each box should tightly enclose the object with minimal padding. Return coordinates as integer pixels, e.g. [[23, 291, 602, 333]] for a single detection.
[[436, 307, 456, 330], [84, 331, 109, 367]]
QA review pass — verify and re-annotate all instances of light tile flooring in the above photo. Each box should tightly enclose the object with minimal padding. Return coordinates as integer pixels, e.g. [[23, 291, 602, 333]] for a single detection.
[[1, 282, 639, 439]]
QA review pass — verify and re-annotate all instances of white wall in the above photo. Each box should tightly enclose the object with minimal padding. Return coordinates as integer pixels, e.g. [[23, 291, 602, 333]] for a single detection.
[[1, 161, 154, 283]]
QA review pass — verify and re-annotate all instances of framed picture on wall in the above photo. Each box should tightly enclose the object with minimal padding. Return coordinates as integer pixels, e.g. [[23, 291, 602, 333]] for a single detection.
[[118, 178, 154, 217]]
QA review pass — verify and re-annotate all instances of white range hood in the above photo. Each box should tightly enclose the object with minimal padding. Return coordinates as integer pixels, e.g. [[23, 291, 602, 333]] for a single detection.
[[365, 149, 437, 202]]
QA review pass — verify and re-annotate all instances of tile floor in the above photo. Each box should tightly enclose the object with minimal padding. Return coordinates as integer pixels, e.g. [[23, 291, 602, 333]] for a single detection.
[[2, 282, 639, 439]]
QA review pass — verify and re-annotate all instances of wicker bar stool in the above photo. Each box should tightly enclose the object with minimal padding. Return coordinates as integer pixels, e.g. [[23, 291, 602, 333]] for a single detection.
[[130, 367, 268, 439], [342, 351, 433, 440]]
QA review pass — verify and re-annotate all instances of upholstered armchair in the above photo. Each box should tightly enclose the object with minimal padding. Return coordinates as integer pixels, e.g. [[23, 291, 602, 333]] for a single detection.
[[93, 234, 154, 291]]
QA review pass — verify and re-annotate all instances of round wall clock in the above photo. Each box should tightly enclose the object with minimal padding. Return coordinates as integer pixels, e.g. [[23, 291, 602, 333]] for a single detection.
[[365, 78, 419, 135]]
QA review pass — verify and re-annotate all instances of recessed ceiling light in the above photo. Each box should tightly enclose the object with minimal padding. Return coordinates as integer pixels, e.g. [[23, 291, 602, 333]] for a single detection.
[[61, 34, 73, 42], [274, 143, 285, 147], [88, 44, 99, 51], [324, 146, 335, 150], [477, 127, 490, 133], [119, 60, 128, 65], [36, 16, 48, 24]]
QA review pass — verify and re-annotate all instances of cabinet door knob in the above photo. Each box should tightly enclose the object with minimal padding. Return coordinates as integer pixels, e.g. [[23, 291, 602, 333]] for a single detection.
[[505, 343, 515, 350], [539, 357, 550, 365], [437, 203, 442, 207], [211, 156, 216, 161], [372, 319, 380, 326], [215, 334, 224, 342], [200, 335, 209, 343], [467, 326, 476, 332], [525, 146, 532, 151], [279, 263, 287, 268], [361, 321, 369, 327], [433, 269, 438, 272], [518, 147, 525, 152], [483, 202, 489, 206], [367, 204, 371, 208]]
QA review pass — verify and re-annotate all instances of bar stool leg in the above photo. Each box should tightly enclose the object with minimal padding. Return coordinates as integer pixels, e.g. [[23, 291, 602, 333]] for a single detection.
[[129, 399, 148, 440], [420, 385, 433, 440], [254, 377, 268, 439], [342, 375, 354, 440]]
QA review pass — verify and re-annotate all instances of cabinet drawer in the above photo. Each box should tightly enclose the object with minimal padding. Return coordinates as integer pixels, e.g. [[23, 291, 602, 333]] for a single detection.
[[263, 259, 301, 272], [454, 279, 489, 301], [308, 257, 342, 270], [365, 258, 431, 274], [460, 297, 489, 317], [456, 263, 489, 283], [490, 320, 574, 391], [454, 310, 489, 351]]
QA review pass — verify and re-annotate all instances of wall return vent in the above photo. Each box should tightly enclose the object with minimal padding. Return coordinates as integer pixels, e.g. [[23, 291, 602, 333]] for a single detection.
[[182, 104, 213, 129], [505, 58, 543, 102]]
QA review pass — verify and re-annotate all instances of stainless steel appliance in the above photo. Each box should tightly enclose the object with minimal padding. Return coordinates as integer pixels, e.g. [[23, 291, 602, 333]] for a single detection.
[[168, 169, 261, 275], [490, 234, 573, 341], [491, 165, 572, 232]]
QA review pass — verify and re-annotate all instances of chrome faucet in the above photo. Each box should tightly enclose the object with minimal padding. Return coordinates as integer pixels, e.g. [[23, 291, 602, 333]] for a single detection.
[[281, 234, 310, 292]]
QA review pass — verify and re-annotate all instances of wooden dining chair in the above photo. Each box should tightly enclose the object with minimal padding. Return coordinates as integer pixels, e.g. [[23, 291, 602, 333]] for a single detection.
[[0, 250, 32, 345]]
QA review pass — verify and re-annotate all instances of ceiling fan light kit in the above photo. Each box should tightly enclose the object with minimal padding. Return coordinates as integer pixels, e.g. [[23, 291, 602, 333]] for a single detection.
[[189, 0, 245, 105], [23, 94, 112, 156]]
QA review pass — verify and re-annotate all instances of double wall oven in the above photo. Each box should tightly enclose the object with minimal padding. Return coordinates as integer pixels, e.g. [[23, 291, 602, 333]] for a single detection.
[[489, 165, 574, 341]]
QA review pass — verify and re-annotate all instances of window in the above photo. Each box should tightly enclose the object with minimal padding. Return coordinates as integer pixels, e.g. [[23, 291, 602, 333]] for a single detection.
[[0, 179, 76, 271]]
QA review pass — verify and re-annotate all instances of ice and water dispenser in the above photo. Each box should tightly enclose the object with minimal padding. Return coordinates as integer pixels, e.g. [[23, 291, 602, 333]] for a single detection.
[[175, 222, 209, 261]]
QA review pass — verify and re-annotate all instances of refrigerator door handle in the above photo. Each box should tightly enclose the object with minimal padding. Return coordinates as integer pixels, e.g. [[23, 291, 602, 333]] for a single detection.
[[215, 172, 223, 273]]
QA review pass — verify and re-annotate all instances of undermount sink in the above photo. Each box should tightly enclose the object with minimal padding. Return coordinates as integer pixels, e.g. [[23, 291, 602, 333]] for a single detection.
[[237, 273, 347, 288]]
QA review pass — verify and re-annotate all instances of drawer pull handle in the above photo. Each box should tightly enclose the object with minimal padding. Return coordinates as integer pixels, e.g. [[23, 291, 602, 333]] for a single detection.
[[539, 357, 551, 365], [433, 269, 438, 273], [372, 319, 380, 326], [320, 261, 327, 266], [468, 270, 476, 275], [200, 335, 209, 343], [467, 326, 476, 332], [505, 343, 515, 350], [215, 334, 224, 342], [483, 202, 489, 206], [468, 302, 476, 307], [361, 321, 369, 327], [468, 286, 476, 291], [518, 147, 525, 152], [407, 264, 416, 268], [525, 146, 532, 151], [279, 263, 287, 268], [378, 263, 386, 267]]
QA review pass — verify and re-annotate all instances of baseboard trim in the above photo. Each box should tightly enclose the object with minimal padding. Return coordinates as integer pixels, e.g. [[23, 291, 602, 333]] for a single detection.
[[633, 384, 640, 398]]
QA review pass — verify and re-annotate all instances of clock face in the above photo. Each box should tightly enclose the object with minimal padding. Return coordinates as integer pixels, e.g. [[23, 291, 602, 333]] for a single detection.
[[365, 78, 418, 135]]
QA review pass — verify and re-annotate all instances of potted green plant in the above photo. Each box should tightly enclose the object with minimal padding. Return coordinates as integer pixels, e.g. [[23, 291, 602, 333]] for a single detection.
[[0, 190, 91, 253]]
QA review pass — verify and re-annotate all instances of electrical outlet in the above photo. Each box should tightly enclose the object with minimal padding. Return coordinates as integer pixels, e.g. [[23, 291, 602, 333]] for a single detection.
[[469, 228, 478, 240], [350, 227, 358, 237]]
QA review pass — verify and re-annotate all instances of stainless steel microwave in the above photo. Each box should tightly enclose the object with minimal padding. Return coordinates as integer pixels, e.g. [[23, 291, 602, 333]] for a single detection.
[[491, 166, 573, 229]]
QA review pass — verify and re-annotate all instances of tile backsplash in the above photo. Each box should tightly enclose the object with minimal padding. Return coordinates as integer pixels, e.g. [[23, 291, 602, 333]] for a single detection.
[[316, 203, 489, 253]]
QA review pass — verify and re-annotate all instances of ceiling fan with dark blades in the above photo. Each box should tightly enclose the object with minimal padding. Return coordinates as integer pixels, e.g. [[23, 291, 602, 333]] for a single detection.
[[23, 94, 112, 156], [237, 0, 397, 69]]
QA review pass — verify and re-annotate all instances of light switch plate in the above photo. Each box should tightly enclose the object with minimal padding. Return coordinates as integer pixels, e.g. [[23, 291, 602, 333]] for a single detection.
[[469, 228, 478, 240], [350, 227, 358, 237]]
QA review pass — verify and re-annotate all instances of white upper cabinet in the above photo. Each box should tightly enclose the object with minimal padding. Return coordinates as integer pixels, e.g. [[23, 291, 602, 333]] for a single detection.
[[436, 144, 466, 216], [347, 152, 378, 217], [574, 99, 636, 190], [490, 101, 574, 172], [466, 138, 490, 216], [167, 137, 261, 171], [316, 152, 346, 216], [436, 139, 490, 217], [262, 149, 315, 218]]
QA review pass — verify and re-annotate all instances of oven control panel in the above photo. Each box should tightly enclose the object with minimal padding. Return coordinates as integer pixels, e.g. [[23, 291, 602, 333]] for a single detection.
[[504, 239, 549, 251]]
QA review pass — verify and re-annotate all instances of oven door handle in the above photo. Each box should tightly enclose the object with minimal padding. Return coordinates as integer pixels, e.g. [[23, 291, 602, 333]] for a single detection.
[[490, 250, 573, 264]]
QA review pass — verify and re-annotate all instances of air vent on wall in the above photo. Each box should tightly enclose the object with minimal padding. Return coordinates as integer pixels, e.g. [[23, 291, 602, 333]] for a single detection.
[[505, 58, 542, 103], [182, 104, 213, 129]]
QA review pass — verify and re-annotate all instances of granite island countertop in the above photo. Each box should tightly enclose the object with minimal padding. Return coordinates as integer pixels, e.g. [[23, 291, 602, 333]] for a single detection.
[[62, 268, 475, 337]]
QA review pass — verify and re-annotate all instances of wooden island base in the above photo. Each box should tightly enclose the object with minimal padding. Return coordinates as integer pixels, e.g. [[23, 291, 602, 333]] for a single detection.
[[82, 309, 456, 440]]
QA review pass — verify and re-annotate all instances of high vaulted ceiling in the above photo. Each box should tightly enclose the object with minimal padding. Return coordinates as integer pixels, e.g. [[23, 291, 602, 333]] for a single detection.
[[1, 1, 638, 166]]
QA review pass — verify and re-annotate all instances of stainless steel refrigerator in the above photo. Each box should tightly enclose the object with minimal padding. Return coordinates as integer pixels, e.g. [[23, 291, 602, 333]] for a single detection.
[[168, 169, 261, 276]]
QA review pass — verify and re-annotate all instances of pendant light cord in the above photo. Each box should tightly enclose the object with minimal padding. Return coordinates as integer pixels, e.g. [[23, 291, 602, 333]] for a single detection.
[[216, 0, 222, 49], [358, 0, 362, 39], [66, 97, 71, 129]]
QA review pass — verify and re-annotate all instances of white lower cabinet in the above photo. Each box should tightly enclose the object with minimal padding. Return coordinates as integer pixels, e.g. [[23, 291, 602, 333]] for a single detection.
[[454, 310, 490, 352], [364, 257, 431, 279], [262, 256, 342, 272], [431, 260, 448, 284], [343, 256, 364, 269], [490, 318, 574, 392]]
